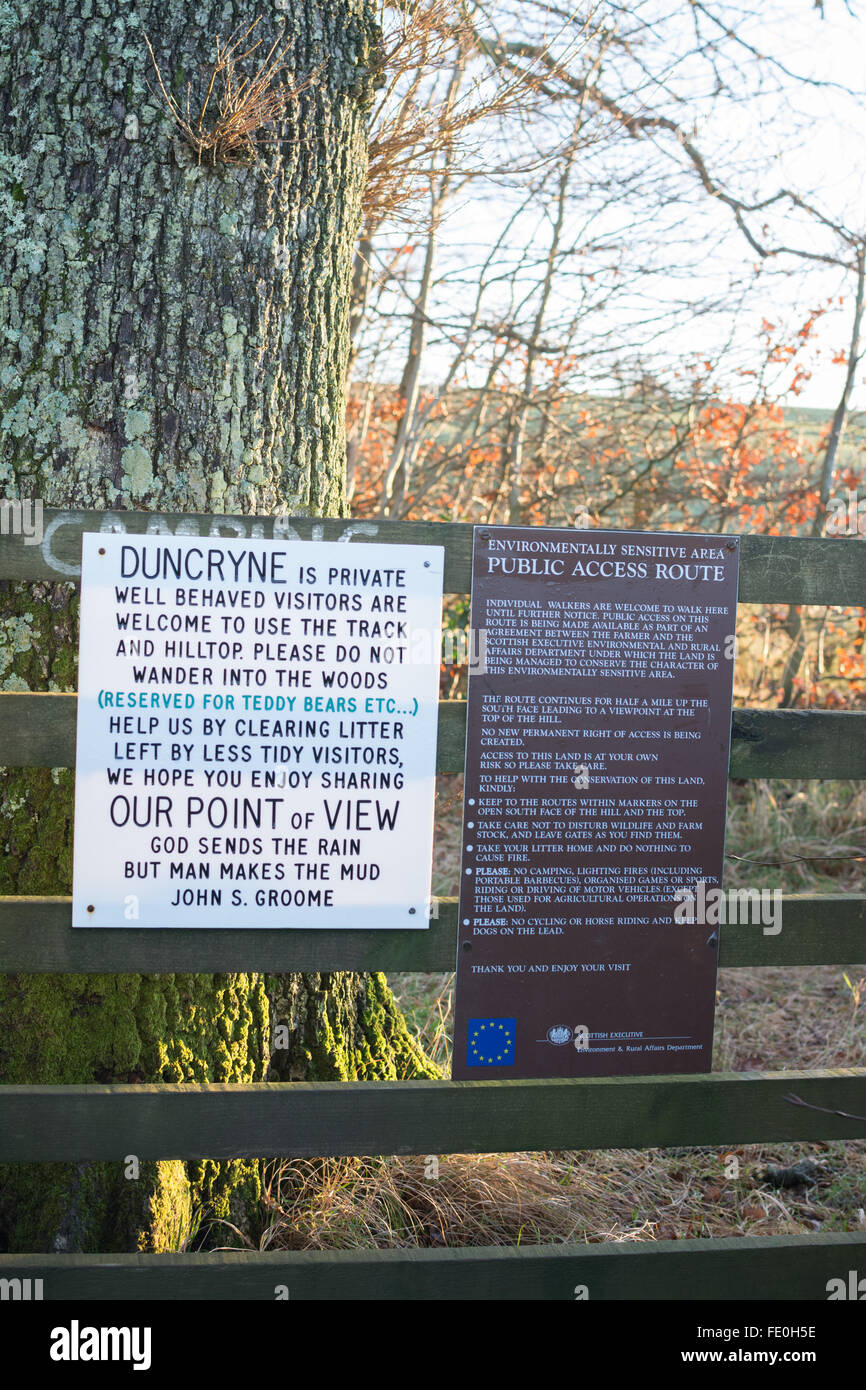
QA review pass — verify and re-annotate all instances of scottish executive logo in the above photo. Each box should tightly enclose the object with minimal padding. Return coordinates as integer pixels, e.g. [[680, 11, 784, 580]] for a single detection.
[[546, 1024, 572, 1045], [466, 1017, 516, 1066]]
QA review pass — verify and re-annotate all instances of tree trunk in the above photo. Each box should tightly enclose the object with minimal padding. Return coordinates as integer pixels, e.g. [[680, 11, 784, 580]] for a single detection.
[[0, 0, 435, 1256], [778, 245, 865, 708]]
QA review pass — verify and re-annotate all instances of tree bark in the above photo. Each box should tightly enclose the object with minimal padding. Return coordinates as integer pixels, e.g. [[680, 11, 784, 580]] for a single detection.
[[0, 0, 435, 1256]]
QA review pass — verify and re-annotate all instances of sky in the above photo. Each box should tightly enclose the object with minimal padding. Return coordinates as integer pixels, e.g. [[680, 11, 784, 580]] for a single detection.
[[364, 1, 866, 417], [708, 1, 866, 410]]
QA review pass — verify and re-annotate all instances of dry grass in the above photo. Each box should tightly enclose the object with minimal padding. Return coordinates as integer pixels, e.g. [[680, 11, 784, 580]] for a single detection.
[[145, 20, 317, 167], [208, 776, 864, 1254], [227, 954, 864, 1253], [214, 957, 865, 1254], [256, 1152, 581, 1249], [724, 778, 866, 895], [714, 965, 866, 1074], [228, 1138, 865, 1253]]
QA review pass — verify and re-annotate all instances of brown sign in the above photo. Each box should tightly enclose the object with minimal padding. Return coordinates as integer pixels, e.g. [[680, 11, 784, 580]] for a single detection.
[[451, 525, 740, 1080]]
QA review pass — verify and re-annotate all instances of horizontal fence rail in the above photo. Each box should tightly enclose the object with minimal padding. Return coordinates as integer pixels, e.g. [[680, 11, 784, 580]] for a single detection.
[[1, 693, 865, 779], [0, 894, 863, 973], [1, 1070, 864, 1163], [2, 512, 865, 1300], [4, 1234, 866, 1300], [1, 508, 865, 604]]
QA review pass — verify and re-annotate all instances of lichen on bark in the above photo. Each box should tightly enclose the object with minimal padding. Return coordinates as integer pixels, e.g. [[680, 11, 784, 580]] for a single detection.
[[0, 0, 431, 1255], [267, 972, 440, 1083]]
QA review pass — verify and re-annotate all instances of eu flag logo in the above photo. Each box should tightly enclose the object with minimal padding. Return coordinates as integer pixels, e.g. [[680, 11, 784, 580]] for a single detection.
[[466, 1018, 516, 1067]]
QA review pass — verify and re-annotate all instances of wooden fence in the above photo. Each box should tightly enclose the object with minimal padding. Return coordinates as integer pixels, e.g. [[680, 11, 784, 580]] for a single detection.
[[0, 509, 864, 1300]]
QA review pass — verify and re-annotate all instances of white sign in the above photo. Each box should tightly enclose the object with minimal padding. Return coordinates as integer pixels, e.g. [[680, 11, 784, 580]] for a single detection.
[[72, 532, 444, 929]]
